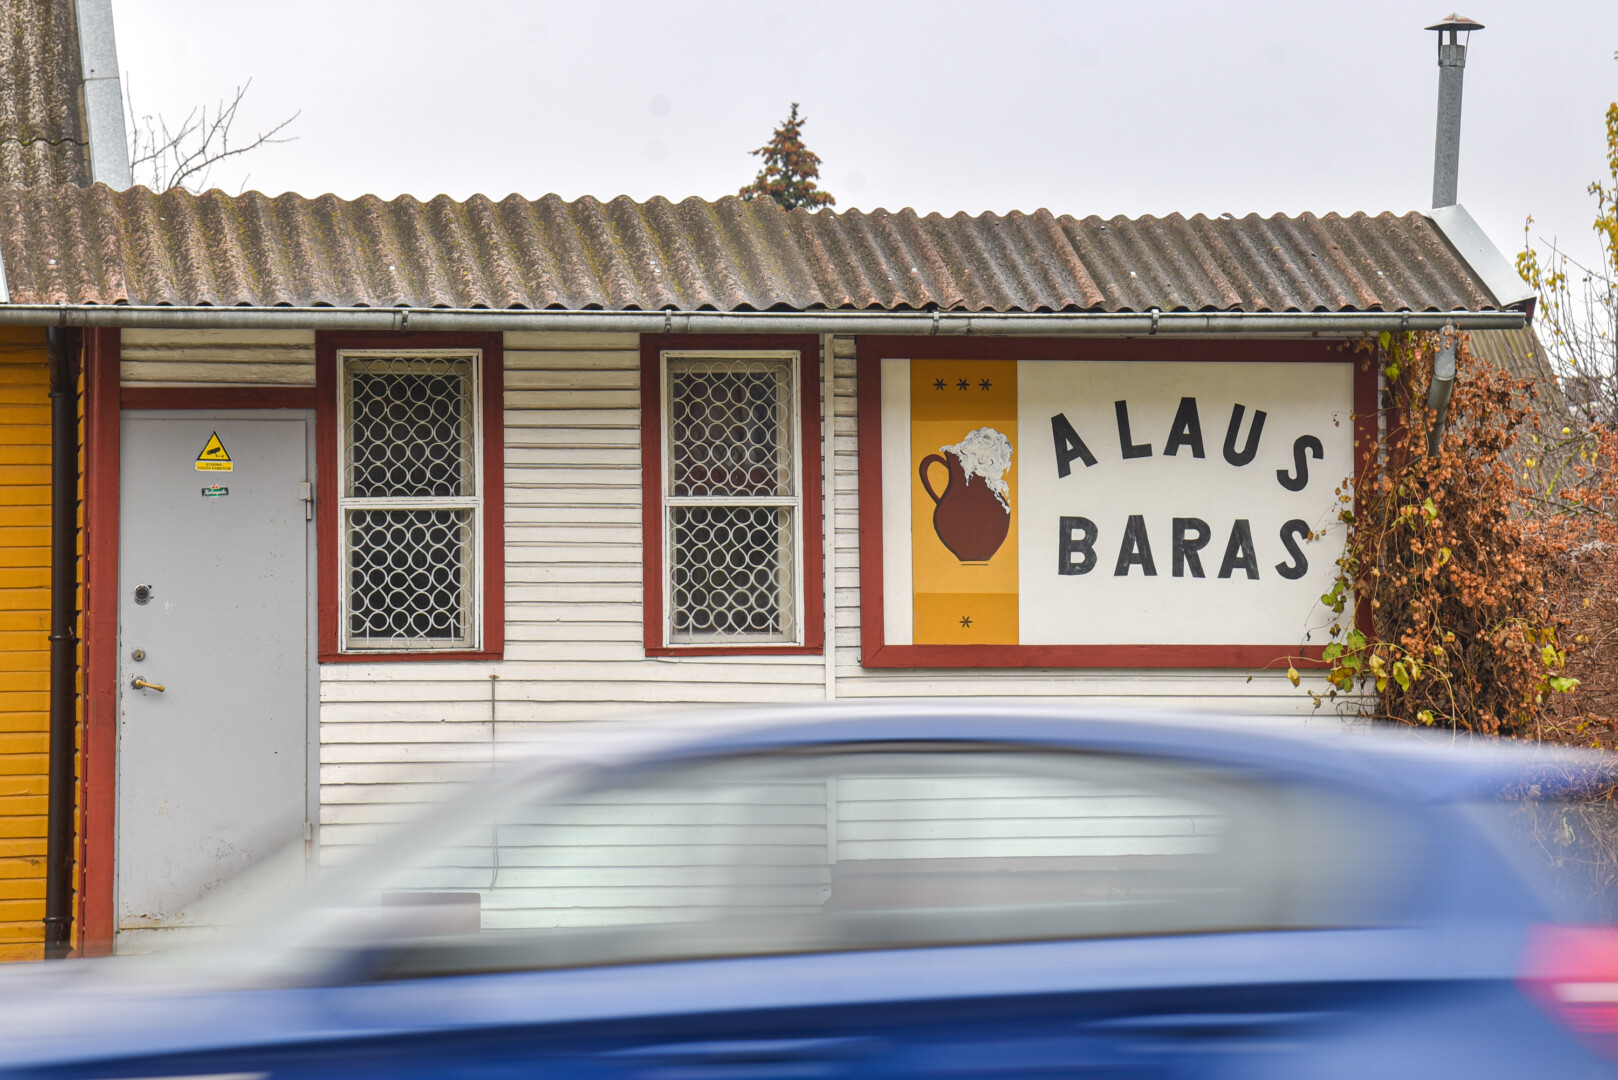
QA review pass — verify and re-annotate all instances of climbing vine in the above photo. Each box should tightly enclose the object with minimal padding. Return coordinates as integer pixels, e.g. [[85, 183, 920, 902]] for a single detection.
[[1303, 330, 1575, 732]]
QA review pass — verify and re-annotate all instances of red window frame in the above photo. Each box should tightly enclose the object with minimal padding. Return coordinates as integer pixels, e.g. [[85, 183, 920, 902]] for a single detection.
[[641, 334, 825, 657], [315, 331, 505, 662]]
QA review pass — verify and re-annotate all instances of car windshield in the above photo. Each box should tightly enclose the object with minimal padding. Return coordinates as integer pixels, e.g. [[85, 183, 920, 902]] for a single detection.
[[215, 742, 1419, 985]]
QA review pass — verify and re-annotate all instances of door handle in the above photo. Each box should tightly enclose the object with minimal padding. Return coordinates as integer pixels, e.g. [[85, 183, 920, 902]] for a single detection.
[[130, 677, 166, 693]]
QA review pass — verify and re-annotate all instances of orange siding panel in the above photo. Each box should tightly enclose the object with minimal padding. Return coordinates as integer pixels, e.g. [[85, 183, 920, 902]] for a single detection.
[[0, 330, 51, 961]]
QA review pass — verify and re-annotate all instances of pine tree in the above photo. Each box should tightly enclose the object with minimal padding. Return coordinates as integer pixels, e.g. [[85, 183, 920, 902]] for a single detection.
[[738, 103, 835, 211]]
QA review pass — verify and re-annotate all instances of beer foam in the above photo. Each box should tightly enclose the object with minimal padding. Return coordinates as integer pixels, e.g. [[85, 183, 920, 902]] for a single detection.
[[941, 427, 1013, 512]]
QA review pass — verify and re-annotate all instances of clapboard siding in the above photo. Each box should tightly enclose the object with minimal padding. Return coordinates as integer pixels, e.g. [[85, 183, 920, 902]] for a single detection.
[[321, 331, 832, 818], [0, 328, 50, 961], [123, 329, 1329, 862], [119, 329, 316, 386]]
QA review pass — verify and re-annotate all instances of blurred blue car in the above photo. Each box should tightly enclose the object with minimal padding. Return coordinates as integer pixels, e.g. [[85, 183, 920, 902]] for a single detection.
[[2, 705, 1617, 1078]]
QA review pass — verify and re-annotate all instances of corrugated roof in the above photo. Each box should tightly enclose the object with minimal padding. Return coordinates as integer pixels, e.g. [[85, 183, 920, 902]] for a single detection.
[[0, 183, 1512, 315], [1470, 325, 1569, 417], [0, 0, 88, 187]]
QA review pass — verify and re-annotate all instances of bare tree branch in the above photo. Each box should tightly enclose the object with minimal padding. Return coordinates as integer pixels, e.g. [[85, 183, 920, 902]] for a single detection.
[[125, 76, 299, 194]]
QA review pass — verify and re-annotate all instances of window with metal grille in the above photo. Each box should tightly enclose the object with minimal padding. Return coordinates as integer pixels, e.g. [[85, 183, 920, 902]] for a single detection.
[[662, 353, 802, 645], [338, 351, 481, 651]]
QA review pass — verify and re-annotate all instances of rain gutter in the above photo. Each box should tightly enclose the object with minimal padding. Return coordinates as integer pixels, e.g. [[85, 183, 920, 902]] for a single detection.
[[0, 306, 1529, 334]]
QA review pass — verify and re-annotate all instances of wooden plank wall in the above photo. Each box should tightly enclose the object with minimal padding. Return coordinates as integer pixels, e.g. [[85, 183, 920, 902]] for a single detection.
[[0, 327, 51, 960], [114, 329, 1311, 868], [317, 331, 828, 861], [120, 329, 315, 386]]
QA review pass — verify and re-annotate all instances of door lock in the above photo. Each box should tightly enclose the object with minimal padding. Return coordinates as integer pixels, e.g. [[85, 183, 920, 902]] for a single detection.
[[133, 584, 153, 605], [130, 677, 166, 693]]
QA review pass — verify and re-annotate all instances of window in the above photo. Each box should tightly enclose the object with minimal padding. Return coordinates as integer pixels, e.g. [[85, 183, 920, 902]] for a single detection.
[[316, 333, 504, 662], [641, 336, 824, 655]]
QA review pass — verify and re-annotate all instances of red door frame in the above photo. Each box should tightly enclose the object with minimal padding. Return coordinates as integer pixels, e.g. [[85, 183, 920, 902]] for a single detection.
[[77, 348, 318, 956]]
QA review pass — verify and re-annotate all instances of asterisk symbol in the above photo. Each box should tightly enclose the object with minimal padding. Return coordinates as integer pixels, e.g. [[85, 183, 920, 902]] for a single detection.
[[957, 378, 970, 390], [960, 615, 972, 628], [933, 378, 946, 390], [979, 379, 992, 390]]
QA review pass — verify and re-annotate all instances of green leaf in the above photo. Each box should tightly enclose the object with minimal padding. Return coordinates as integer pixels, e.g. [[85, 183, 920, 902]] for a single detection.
[[1548, 676, 1581, 693], [1391, 661, 1411, 692], [1346, 629, 1368, 650], [1322, 642, 1345, 661], [1378, 331, 1392, 351]]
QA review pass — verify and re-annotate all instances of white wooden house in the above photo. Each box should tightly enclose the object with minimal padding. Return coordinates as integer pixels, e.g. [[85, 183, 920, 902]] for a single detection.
[[0, 184, 1533, 954]]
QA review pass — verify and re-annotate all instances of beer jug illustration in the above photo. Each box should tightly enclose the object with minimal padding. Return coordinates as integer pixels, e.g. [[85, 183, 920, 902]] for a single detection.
[[919, 427, 1013, 564]]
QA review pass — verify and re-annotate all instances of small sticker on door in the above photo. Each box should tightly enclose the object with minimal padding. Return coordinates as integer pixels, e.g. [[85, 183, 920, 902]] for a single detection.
[[195, 431, 233, 472], [201, 484, 229, 498]]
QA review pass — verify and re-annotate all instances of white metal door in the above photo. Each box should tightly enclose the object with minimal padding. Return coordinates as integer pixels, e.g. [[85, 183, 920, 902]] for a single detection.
[[116, 413, 314, 953]]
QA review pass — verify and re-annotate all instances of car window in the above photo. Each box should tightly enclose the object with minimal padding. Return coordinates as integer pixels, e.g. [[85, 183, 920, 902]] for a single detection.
[[340, 745, 1413, 980], [1469, 790, 1618, 923]]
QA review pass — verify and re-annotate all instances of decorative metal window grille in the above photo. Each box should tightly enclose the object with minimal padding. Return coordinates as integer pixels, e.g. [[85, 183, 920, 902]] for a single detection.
[[339, 352, 481, 651], [663, 354, 801, 645]]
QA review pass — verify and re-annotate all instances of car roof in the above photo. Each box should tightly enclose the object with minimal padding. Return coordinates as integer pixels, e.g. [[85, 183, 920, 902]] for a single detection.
[[500, 702, 1612, 806]]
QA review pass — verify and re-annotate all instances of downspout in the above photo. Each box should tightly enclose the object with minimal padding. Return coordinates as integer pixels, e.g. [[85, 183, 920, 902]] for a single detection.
[[44, 327, 79, 958], [1427, 323, 1458, 456]]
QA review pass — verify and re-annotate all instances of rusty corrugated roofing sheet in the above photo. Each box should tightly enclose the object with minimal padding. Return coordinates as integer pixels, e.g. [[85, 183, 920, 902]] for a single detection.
[[0, 0, 88, 187], [0, 183, 1509, 314]]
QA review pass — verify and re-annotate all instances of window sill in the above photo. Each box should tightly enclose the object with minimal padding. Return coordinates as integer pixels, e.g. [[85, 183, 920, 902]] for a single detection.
[[645, 644, 825, 658], [320, 649, 504, 664]]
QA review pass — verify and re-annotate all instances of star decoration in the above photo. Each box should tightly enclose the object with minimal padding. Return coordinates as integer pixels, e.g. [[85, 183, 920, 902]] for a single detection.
[[979, 378, 992, 390], [933, 378, 947, 390], [960, 615, 973, 628], [957, 378, 970, 390]]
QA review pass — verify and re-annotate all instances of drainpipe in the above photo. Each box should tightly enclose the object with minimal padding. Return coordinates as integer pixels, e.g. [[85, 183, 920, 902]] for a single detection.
[[1428, 13, 1483, 209], [44, 328, 78, 959], [1427, 323, 1458, 456]]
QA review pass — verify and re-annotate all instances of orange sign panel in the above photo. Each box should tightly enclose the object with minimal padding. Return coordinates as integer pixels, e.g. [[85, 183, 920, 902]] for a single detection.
[[909, 360, 1019, 645]]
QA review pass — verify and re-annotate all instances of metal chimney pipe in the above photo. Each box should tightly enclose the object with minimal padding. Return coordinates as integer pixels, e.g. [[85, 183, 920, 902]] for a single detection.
[[1428, 14, 1484, 208]]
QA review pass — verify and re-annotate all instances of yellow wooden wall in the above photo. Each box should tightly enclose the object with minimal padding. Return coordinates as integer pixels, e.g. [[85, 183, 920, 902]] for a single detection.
[[0, 327, 52, 960]]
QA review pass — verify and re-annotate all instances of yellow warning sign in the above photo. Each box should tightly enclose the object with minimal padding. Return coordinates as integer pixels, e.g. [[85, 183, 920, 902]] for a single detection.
[[195, 431, 233, 472]]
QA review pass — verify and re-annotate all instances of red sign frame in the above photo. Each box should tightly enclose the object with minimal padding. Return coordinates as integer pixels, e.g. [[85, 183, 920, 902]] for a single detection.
[[856, 336, 1377, 670]]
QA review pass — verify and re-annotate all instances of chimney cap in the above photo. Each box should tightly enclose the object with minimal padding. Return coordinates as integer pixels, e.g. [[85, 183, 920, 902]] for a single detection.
[[1426, 13, 1485, 31]]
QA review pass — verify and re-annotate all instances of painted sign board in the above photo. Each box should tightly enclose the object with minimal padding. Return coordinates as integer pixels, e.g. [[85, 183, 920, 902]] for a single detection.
[[857, 339, 1376, 669]]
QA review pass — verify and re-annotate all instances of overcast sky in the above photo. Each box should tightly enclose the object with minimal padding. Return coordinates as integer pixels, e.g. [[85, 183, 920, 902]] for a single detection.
[[111, 0, 1617, 276]]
